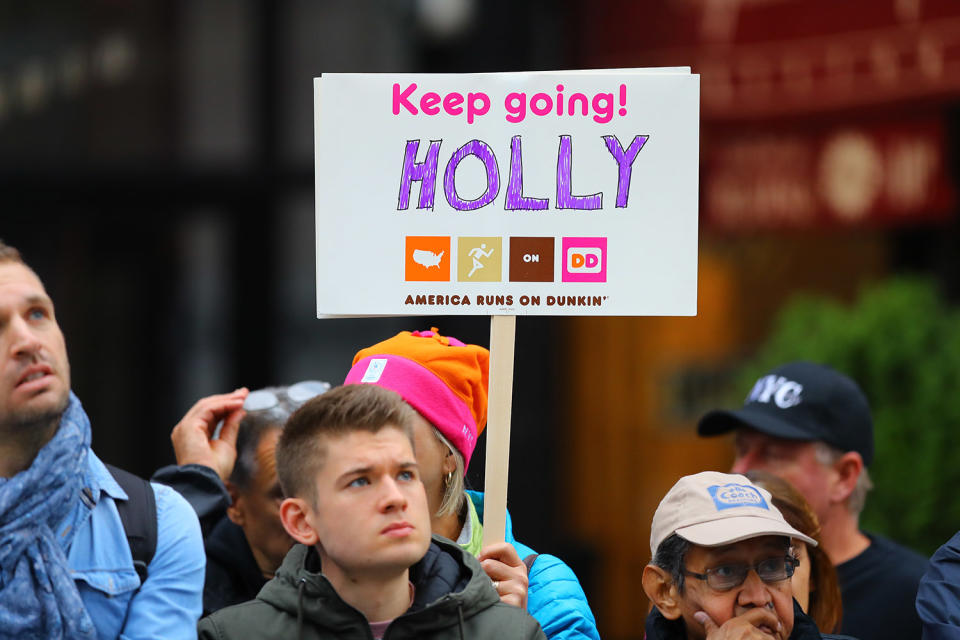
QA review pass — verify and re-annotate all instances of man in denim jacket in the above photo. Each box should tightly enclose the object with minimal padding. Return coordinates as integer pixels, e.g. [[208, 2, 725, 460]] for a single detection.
[[0, 239, 204, 639]]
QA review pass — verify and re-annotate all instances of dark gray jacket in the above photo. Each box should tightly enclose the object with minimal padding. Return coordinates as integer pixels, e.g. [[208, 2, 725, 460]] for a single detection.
[[199, 535, 546, 640]]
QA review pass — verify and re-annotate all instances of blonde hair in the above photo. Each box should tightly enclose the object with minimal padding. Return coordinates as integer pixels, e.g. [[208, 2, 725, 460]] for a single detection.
[[432, 426, 466, 518]]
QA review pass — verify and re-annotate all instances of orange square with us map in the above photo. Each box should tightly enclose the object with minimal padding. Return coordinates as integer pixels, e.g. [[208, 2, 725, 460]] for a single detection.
[[405, 236, 450, 281]]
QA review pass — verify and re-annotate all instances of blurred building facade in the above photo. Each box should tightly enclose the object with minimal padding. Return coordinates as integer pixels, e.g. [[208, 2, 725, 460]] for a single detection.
[[568, 1, 960, 637]]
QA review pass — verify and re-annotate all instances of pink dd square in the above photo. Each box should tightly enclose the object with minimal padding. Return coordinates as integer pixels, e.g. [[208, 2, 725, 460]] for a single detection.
[[561, 237, 607, 283]]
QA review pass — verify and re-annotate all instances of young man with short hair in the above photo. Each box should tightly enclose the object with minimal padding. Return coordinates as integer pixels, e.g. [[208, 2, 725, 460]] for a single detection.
[[346, 328, 599, 640], [198, 383, 545, 640], [642, 471, 831, 640]]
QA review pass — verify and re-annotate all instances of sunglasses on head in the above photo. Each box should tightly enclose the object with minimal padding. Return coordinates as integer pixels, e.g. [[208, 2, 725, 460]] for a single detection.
[[243, 380, 331, 411], [683, 554, 799, 591]]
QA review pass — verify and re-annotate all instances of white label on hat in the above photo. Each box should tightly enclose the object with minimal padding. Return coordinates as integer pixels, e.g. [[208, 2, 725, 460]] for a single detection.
[[361, 358, 388, 383], [708, 484, 769, 511]]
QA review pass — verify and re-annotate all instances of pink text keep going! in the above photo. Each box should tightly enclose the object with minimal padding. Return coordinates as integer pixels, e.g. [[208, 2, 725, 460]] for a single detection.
[[392, 82, 629, 124]]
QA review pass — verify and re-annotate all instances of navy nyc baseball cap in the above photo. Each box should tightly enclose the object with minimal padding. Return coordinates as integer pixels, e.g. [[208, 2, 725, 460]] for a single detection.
[[698, 361, 874, 466]]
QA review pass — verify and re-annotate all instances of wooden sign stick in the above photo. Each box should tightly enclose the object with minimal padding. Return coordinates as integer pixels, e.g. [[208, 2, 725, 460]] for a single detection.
[[481, 314, 517, 547]]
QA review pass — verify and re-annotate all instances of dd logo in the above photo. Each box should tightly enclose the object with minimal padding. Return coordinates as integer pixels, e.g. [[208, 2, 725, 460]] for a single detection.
[[561, 237, 607, 283]]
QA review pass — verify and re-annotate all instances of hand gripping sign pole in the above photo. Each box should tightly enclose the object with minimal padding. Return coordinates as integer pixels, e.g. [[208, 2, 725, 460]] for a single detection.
[[481, 315, 516, 546]]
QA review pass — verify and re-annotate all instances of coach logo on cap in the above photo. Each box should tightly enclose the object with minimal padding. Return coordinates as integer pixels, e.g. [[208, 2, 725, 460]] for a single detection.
[[708, 484, 770, 511], [361, 358, 388, 383], [746, 375, 804, 409]]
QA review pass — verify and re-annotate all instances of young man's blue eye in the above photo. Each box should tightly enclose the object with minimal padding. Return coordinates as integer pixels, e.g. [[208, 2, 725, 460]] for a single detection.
[[348, 477, 369, 488], [397, 470, 414, 481]]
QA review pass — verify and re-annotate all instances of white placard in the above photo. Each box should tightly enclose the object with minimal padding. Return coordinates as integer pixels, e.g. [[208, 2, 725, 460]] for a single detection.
[[315, 69, 699, 317]]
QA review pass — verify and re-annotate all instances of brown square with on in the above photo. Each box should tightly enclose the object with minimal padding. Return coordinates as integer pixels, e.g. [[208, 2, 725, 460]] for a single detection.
[[509, 237, 554, 282]]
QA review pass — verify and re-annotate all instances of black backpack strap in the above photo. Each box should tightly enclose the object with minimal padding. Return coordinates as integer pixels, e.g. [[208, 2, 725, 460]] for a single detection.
[[106, 464, 158, 586], [523, 553, 539, 574]]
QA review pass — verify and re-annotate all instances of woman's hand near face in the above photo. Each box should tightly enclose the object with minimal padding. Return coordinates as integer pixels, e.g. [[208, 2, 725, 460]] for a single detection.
[[477, 541, 529, 609]]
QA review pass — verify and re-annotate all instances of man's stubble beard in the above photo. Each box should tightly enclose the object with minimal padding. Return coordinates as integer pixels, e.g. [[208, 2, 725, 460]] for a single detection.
[[0, 389, 71, 456]]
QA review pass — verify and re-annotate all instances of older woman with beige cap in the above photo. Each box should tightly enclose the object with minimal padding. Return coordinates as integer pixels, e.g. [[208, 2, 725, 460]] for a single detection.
[[642, 471, 853, 640]]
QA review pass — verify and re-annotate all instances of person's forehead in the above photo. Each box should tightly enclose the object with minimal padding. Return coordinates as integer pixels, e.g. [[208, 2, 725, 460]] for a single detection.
[[736, 427, 818, 452], [324, 426, 415, 468], [689, 535, 789, 563], [409, 410, 434, 439], [253, 428, 282, 481], [256, 426, 282, 453]]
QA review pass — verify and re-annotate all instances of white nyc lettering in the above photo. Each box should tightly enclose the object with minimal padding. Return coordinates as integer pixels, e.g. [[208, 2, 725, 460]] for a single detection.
[[746, 375, 803, 409]]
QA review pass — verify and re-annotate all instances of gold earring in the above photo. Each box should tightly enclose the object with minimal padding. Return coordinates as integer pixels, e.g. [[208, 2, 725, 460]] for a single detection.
[[445, 470, 454, 486]]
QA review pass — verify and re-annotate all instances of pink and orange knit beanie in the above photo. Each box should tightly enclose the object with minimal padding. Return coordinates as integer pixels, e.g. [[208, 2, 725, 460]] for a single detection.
[[344, 328, 489, 470]]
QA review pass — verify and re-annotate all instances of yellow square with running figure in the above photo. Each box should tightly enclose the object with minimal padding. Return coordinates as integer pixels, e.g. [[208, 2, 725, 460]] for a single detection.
[[457, 237, 502, 282]]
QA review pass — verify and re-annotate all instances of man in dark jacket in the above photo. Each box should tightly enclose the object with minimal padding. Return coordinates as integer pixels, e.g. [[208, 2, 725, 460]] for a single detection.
[[199, 383, 544, 639], [917, 529, 960, 640], [154, 382, 329, 614], [642, 471, 833, 640]]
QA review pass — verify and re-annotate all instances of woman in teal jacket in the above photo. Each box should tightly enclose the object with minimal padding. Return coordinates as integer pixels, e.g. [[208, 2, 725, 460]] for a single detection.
[[346, 329, 600, 640]]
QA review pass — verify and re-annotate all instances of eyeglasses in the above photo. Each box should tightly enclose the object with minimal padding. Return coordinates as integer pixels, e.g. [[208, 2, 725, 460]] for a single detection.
[[683, 555, 798, 591], [243, 380, 331, 411]]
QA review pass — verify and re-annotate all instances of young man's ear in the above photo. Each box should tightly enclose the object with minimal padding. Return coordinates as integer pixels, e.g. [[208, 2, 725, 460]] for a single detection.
[[279, 497, 319, 546], [225, 481, 245, 526], [642, 564, 683, 620], [829, 451, 863, 505]]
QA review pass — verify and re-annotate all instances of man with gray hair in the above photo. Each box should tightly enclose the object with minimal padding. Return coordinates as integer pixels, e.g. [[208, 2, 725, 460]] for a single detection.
[[697, 361, 927, 640]]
